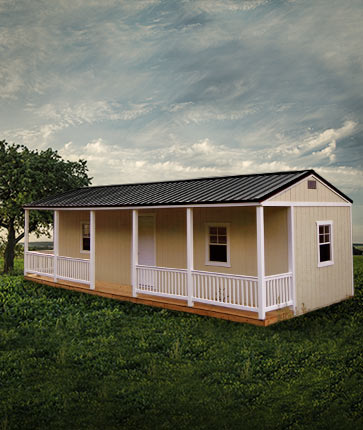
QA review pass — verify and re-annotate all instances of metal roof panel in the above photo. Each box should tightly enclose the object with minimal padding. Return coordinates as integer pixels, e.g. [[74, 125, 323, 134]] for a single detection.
[[24, 169, 352, 208]]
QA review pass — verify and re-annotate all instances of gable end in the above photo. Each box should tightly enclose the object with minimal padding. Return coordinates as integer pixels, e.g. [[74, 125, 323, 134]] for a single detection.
[[265, 174, 351, 203]]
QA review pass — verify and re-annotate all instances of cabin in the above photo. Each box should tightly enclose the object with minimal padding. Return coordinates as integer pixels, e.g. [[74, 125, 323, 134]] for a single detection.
[[23, 170, 354, 326]]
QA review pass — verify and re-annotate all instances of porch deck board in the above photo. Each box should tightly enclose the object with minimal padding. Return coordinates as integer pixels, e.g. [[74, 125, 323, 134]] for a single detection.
[[24, 274, 293, 326]]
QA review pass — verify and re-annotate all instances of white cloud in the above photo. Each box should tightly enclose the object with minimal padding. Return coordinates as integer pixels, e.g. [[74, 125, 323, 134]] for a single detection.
[[84, 139, 107, 154], [3, 100, 154, 148], [312, 141, 336, 163], [269, 121, 358, 161], [31, 101, 153, 124], [303, 121, 356, 152], [168, 103, 256, 124], [0, 60, 25, 99], [58, 136, 293, 186], [192, 0, 269, 13]]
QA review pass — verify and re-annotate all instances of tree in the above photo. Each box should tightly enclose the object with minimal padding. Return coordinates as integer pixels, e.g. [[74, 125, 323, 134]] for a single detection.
[[0, 140, 91, 273]]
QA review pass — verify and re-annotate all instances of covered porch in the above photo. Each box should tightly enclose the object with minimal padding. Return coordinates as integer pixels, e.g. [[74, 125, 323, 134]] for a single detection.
[[23, 205, 296, 323]]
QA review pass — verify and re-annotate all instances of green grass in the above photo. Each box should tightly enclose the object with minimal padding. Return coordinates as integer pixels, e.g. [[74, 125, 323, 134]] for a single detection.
[[1, 258, 362, 430], [0, 258, 24, 276]]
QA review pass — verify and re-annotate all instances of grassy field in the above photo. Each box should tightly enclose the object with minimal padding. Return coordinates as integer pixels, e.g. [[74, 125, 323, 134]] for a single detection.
[[0, 258, 362, 430]]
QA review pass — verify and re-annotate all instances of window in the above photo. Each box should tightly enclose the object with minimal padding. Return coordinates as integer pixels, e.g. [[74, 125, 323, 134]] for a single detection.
[[317, 221, 333, 267], [81, 222, 90, 252], [205, 223, 230, 267], [308, 179, 317, 189]]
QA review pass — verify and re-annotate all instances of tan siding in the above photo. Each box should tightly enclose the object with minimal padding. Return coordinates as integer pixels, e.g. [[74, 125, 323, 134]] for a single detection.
[[59, 210, 90, 259], [294, 206, 353, 315], [270, 177, 347, 202], [95, 210, 131, 285], [264, 207, 288, 275], [59, 210, 132, 285], [59, 207, 290, 284], [193, 207, 257, 276]]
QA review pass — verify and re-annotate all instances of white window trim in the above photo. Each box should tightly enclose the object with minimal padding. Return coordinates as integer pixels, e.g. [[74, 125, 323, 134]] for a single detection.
[[80, 221, 90, 254], [316, 220, 334, 268], [205, 222, 231, 268]]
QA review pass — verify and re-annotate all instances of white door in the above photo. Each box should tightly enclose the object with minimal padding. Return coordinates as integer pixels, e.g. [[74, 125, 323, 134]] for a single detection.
[[138, 215, 156, 266]]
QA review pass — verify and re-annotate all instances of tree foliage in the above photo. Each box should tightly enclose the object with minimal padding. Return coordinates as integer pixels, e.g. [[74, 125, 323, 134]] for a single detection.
[[0, 140, 91, 272]]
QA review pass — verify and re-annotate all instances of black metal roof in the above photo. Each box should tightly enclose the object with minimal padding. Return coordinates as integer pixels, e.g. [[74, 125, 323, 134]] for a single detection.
[[24, 169, 352, 208]]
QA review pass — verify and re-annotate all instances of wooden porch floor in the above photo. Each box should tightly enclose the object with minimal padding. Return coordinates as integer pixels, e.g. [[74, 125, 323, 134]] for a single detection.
[[24, 274, 293, 326]]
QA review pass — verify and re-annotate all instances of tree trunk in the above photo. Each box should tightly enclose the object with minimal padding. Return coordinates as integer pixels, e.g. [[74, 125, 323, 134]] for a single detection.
[[4, 221, 16, 273]]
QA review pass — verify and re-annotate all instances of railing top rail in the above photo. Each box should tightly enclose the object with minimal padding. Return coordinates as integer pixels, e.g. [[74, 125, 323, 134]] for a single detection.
[[192, 269, 258, 280], [136, 264, 187, 273], [265, 272, 292, 280], [57, 255, 90, 263], [26, 251, 90, 264], [25, 251, 54, 257]]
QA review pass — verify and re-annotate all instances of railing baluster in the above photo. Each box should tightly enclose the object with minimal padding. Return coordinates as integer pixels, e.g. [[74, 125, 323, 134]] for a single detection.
[[236, 279, 239, 305], [282, 277, 285, 303]]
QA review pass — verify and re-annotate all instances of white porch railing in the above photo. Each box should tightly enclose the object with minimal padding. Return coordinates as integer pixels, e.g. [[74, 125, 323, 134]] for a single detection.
[[57, 256, 90, 284], [25, 251, 54, 277], [135, 265, 293, 315], [192, 270, 258, 312], [136, 265, 188, 300], [265, 272, 293, 311], [25, 251, 90, 285], [26, 252, 293, 316]]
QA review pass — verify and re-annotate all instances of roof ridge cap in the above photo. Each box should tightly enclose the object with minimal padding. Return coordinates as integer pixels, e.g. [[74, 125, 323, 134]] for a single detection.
[[81, 169, 311, 190]]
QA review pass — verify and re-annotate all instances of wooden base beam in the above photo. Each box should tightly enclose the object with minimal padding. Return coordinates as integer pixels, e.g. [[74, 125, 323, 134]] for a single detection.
[[24, 275, 293, 326]]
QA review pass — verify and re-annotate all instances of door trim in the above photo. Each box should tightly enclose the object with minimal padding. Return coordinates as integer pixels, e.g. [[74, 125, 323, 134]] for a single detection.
[[138, 213, 156, 266]]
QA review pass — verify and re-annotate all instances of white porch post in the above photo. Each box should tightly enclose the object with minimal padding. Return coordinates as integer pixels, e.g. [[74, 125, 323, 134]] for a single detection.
[[256, 206, 266, 320], [24, 209, 29, 276], [53, 210, 59, 282], [90, 210, 96, 290], [132, 209, 139, 297], [288, 206, 296, 314], [186, 208, 194, 307]]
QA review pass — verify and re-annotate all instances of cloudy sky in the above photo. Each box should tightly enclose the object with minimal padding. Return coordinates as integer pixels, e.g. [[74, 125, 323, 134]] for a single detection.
[[1, 0, 363, 240]]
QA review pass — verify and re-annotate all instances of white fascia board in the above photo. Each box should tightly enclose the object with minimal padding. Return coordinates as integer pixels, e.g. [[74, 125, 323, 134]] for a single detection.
[[263, 201, 351, 207], [25, 202, 259, 211]]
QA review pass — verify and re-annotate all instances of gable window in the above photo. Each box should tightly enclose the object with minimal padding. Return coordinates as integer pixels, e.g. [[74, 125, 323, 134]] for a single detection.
[[308, 179, 317, 189], [317, 221, 333, 267], [205, 223, 230, 267], [81, 222, 90, 252]]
